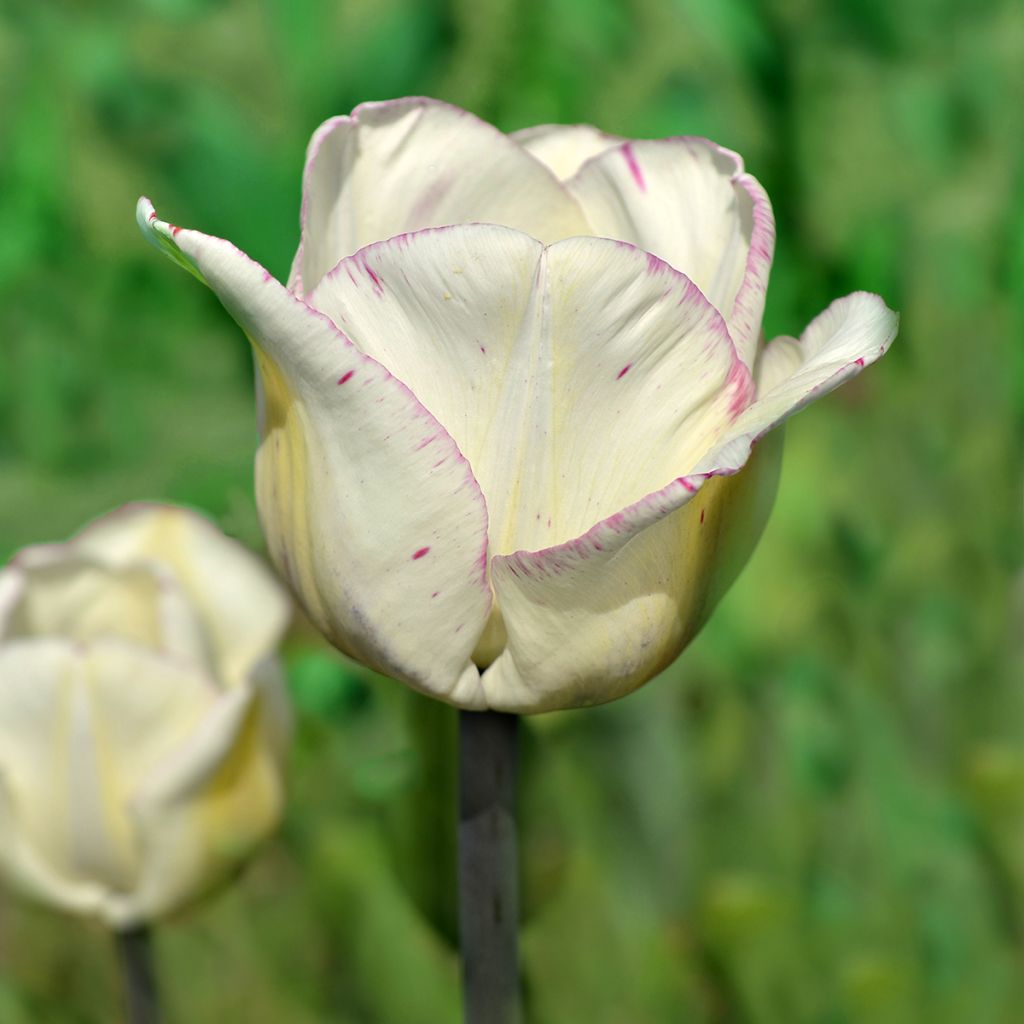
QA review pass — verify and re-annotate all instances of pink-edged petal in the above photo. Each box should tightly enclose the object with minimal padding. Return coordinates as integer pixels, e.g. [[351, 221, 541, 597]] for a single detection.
[[700, 291, 899, 474], [481, 292, 897, 713], [483, 433, 783, 712], [567, 137, 775, 369], [138, 199, 491, 708], [295, 97, 590, 295], [511, 123, 623, 181], [307, 226, 751, 564]]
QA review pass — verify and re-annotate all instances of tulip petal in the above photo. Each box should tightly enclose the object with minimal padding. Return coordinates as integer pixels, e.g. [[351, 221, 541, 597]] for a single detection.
[[119, 683, 284, 926], [482, 292, 896, 712], [295, 97, 591, 295], [138, 199, 491, 706], [700, 291, 899, 474], [511, 123, 623, 181], [483, 434, 783, 712], [307, 226, 751, 561], [69, 503, 290, 688], [0, 555, 164, 650], [567, 138, 774, 369], [0, 638, 217, 919], [0, 766, 103, 919]]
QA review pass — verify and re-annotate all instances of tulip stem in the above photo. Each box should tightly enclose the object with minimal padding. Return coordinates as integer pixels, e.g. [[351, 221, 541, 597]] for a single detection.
[[458, 709, 521, 1024], [115, 926, 161, 1024]]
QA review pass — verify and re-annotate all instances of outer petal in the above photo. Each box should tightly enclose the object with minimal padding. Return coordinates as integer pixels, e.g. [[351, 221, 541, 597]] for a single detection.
[[701, 292, 899, 473], [307, 226, 752, 562], [0, 637, 215, 916], [483, 292, 897, 713], [111, 683, 285, 927], [295, 97, 591, 295], [511, 123, 623, 181], [567, 138, 775, 369], [69, 504, 290, 688], [484, 435, 783, 712], [138, 199, 490, 707]]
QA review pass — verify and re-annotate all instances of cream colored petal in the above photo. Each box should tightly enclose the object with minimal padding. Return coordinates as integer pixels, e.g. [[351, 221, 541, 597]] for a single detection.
[[107, 683, 285, 927], [71, 504, 289, 688], [0, 554, 163, 650], [483, 433, 783, 712], [567, 137, 774, 369], [295, 97, 590, 295], [138, 199, 490, 707], [307, 226, 750, 563], [511, 123, 623, 181], [0, 637, 216, 916], [0, 765, 103, 918]]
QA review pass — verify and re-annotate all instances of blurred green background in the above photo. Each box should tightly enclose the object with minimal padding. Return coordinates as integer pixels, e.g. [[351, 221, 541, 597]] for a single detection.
[[1, 0, 1022, 1021]]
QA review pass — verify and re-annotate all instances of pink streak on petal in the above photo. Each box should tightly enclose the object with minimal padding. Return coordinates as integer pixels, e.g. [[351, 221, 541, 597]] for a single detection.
[[616, 363, 632, 380], [412, 546, 431, 560], [727, 360, 756, 418], [337, 370, 355, 384], [621, 143, 646, 192]]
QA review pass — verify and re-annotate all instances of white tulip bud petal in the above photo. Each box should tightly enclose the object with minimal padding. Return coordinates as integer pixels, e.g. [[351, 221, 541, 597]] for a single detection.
[[0, 504, 292, 925]]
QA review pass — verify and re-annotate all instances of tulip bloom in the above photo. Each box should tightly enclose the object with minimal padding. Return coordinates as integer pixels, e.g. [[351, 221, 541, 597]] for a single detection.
[[0, 504, 291, 926], [138, 97, 897, 714]]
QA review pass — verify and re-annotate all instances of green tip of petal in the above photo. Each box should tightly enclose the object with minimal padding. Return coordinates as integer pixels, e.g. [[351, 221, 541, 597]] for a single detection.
[[136, 197, 205, 284]]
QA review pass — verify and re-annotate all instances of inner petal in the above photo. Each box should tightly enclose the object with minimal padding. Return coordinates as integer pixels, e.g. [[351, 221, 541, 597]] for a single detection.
[[3, 557, 161, 648], [567, 138, 773, 368], [297, 98, 591, 294], [307, 225, 749, 559]]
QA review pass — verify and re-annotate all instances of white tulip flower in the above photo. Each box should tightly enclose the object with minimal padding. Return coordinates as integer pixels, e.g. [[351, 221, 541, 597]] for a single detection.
[[138, 97, 897, 714], [0, 504, 292, 927]]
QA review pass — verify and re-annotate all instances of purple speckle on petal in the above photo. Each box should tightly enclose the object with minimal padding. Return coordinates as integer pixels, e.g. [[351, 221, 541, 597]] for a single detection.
[[621, 143, 646, 191], [617, 363, 632, 380], [431, 591, 439, 598], [338, 370, 355, 385], [412, 546, 431, 560]]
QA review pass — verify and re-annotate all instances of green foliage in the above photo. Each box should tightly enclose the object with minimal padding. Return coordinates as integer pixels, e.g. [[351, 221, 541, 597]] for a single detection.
[[1, 0, 1022, 1020]]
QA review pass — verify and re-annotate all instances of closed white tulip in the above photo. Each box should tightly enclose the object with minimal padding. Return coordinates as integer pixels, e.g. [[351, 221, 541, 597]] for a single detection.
[[0, 504, 292, 927], [138, 97, 897, 714]]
